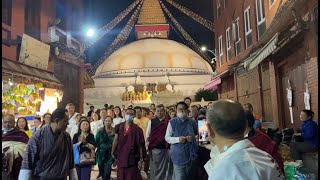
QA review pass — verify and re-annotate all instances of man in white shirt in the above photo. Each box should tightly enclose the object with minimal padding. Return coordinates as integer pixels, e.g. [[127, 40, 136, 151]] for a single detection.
[[93, 108, 107, 137], [66, 103, 79, 134], [205, 99, 284, 180], [165, 101, 198, 180]]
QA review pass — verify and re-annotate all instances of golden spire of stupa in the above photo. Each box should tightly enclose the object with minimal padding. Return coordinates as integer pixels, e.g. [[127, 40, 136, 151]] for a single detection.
[[135, 0, 170, 39]]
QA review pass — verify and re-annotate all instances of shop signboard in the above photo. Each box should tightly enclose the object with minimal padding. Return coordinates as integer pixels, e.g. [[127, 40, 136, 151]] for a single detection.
[[18, 34, 50, 70]]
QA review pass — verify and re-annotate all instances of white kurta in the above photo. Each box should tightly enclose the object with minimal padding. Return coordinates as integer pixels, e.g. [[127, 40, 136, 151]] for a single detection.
[[93, 119, 103, 137], [206, 139, 284, 180], [66, 113, 79, 134]]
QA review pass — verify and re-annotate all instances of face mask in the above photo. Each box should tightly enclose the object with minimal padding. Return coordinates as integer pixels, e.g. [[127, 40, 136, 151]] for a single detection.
[[3, 127, 14, 133], [177, 112, 187, 119], [125, 115, 133, 122]]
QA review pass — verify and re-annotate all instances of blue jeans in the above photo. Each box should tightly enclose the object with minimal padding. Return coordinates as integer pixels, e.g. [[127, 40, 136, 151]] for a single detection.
[[173, 161, 193, 180]]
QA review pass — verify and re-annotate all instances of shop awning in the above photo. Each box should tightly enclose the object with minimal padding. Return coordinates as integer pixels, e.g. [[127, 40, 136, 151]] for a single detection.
[[204, 70, 229, 90], [2, 58, 62, 86], [204, 78, 221, 90], [243, 33, 279, 70]]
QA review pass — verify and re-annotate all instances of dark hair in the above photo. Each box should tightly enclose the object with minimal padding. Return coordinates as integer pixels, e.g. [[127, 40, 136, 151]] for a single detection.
[[206, 100, 246, 138], [301, 109, 314, 119], [176, 101, 188, 110], [191, 105, 199, 110], [150, 103, 155, 106], [156, 104, 165, 109], [134, 106, 142, 111], [34, 116, 41, 122], [92, 111, 101, 120], [126, 108, 136, 114], [51, 108, 67, 123], [244, 110, 255, 128], [142, 107, 150, 113], [90, 106, 94, 109], [43, 113, 51, 119], [104, 104, 108, 108], [199, 108, 206, 116], [114, 106, 123, 118], [79, 116, 87, 122], [244, 103, 253, 109], [77, 118, 91, 134], [16, 117, 29, 131], [66, 103, 75, 107], [184, 97, 191, 102]]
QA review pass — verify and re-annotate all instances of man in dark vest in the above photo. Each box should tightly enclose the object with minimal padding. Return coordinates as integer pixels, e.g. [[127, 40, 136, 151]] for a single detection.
[[165, 101, 198, 180]]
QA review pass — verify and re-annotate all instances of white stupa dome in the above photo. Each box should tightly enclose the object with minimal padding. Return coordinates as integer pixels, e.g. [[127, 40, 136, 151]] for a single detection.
[[94, 39, 213, 78]]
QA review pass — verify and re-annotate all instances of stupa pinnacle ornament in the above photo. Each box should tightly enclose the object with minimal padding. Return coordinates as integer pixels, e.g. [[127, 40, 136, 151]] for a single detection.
[[135, 0, 170, 39]]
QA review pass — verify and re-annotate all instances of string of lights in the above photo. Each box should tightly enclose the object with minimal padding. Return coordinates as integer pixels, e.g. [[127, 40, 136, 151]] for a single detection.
[[160, 1, 211, 63], [165, 0, 214, 32], [89, 1, 143, 75], [82, 0, 142, 50]]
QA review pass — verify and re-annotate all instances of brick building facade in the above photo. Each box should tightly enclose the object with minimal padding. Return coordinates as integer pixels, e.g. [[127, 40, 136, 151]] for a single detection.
[[206, 0, 318, 129], [2, 0, 89, 113]]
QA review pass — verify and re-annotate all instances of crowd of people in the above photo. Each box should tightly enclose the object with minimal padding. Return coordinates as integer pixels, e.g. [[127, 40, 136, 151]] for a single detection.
[[2, 97, 318, 180]]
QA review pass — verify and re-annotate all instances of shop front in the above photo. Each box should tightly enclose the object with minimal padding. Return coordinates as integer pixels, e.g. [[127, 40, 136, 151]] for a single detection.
[[2, 58, 63, 125]]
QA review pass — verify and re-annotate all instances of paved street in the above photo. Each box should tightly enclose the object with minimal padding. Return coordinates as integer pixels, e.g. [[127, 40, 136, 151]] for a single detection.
[[90, 166, 149, 180]]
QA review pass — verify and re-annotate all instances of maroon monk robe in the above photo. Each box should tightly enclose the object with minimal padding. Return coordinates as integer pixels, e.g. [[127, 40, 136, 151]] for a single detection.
[[2, 128, 29, 180], [249, 130, 284, 172], [148, 117, 170, 150], [115, 122, 146, 180]]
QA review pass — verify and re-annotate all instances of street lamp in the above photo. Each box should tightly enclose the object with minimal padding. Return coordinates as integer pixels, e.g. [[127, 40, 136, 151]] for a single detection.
[[201, 46, 217, 65], [86, 28, 95, 37]]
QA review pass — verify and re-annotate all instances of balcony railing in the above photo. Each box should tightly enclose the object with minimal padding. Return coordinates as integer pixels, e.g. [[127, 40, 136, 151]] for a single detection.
[[48, 26, 83, 54]]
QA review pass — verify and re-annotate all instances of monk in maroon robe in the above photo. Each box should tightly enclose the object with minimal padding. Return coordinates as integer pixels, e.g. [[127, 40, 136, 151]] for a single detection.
[[112, 108, 146, 180], [147, 105, 173, 180], [2, 115, 29, 180]]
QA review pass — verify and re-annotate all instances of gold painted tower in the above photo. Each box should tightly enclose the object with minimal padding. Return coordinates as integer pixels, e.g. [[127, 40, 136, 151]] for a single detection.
[[135, 0, 170, 39]]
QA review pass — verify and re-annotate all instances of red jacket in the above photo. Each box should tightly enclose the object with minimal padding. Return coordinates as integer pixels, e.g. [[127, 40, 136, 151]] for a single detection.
[[249, 130, 284, 172]]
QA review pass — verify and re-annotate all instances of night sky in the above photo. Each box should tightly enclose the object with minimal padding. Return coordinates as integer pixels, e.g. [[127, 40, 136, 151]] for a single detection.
[[83, 0, 215, 66]]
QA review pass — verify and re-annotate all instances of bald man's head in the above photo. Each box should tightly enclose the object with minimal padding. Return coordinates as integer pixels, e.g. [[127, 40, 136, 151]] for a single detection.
[[206, 99, 246, 138], [3, 114, 16, 130]]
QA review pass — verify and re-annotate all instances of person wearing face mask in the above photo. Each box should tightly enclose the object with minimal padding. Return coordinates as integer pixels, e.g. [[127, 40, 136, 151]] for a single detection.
[[2, 114, 29, 180], [111, 108, 147, 180], [165, 101, 198, 180], [205, 99, 284, 180], [19, 108, 78, 180]]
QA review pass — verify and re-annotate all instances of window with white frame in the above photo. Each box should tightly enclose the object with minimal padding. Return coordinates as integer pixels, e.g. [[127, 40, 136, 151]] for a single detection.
[[244, 6, 252, 48], [218, 35, 223, 66], [233, 17, 241, 56], [256, 0, 266, 39], [226, 27, 231, 61], [217, 0, 221, 17]]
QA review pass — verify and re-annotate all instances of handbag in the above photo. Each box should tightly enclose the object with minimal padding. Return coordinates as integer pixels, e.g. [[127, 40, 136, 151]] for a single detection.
[[79, 150, 96, 165]]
